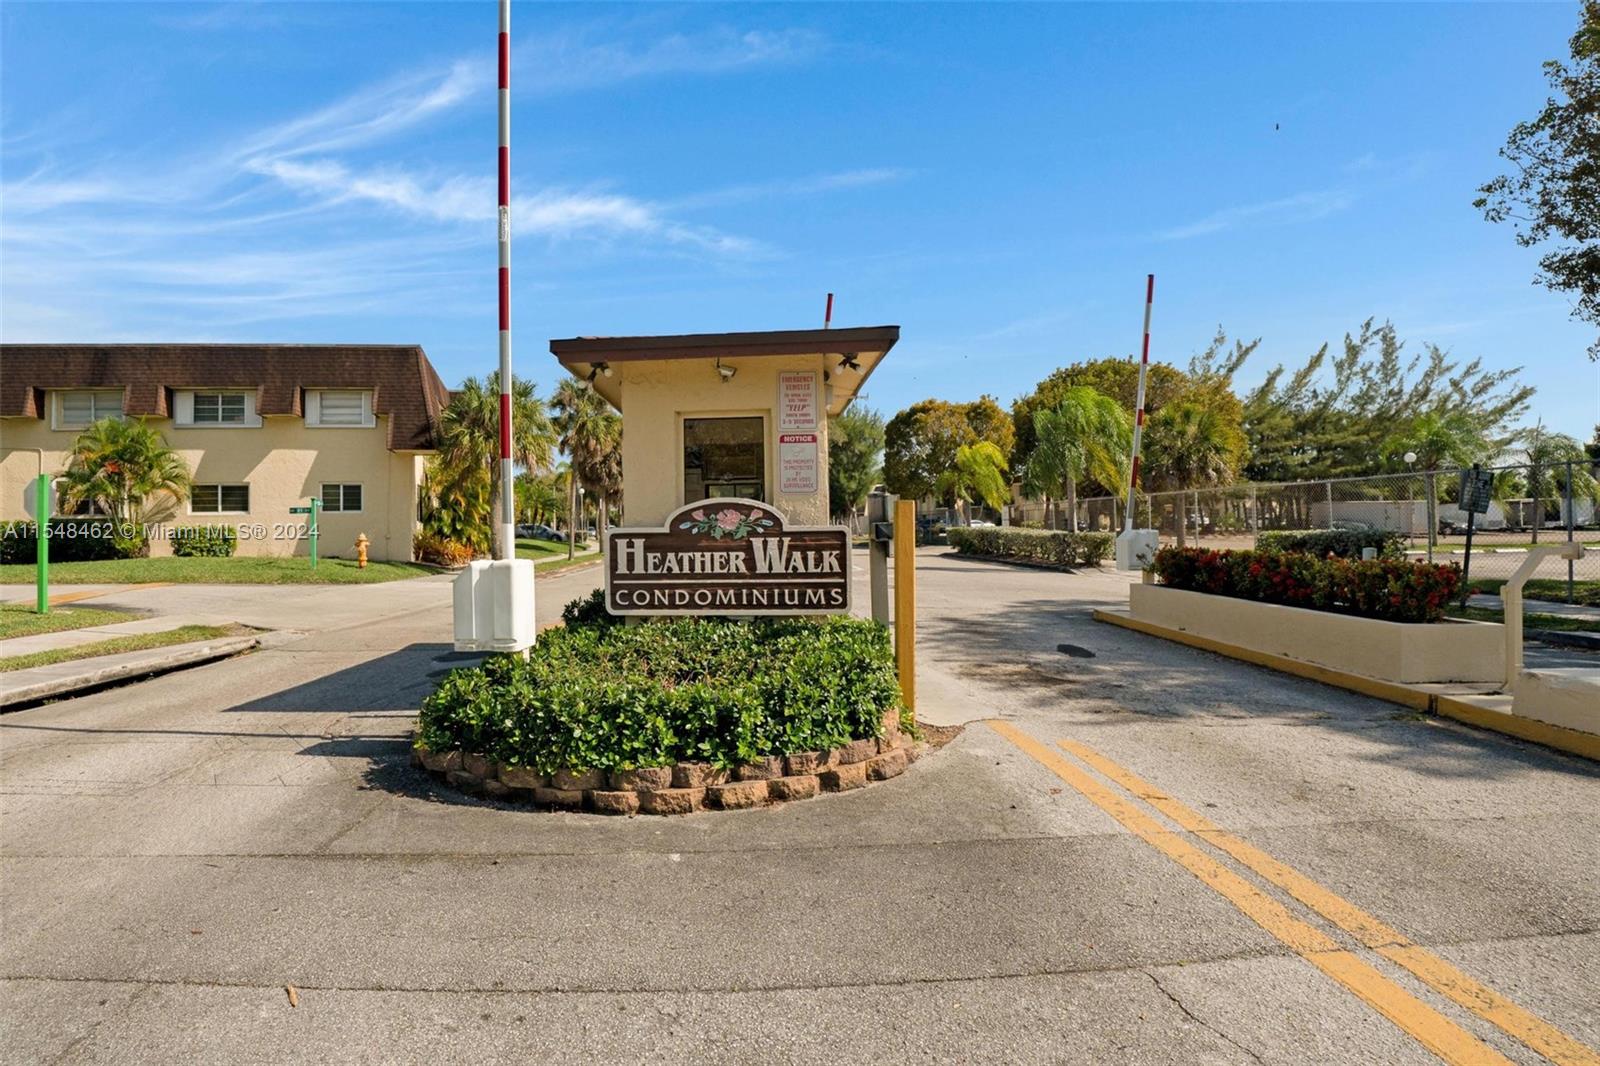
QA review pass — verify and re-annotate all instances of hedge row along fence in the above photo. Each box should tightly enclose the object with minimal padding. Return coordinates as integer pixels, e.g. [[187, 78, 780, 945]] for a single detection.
[[1254, 527, 1405, 559], [1152, 546, 1462, 624], [416, 592, 919, 813], [946, 527, 1114, 568]]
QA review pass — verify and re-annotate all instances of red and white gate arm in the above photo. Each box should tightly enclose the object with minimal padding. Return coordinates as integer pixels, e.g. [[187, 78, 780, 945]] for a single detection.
[[496, 0, 514, 559], [1124, 273, 1154, 532]]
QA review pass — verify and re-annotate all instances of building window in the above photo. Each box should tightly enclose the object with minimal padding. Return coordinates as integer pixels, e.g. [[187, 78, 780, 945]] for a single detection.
[[191, 484, 250, 514], [313, 390, 367, 426], [320, 483, 363, 512], [683, 416, 765, 503], [56, 390, 123, 428], [193, 392, 248, 425]]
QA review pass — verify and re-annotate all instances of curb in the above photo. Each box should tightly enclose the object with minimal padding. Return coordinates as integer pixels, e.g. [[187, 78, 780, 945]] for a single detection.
[[1092, 608, 1599, 763], [1527, 628, 1600, 651], [0, 635, 260, 709]]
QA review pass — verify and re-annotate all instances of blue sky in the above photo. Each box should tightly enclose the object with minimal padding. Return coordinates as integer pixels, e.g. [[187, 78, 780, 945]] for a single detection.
[[3, 1, 1596, 442]]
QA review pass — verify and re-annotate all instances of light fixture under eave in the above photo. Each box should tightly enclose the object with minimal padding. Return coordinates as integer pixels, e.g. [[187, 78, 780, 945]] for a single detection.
[[716, 358, 737, 382], [583, 361, 613, 389], [838, 352, 861, 372]]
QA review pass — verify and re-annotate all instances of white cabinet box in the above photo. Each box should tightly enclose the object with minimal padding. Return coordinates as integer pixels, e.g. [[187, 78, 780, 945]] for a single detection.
[[452, 559, 537, 653]]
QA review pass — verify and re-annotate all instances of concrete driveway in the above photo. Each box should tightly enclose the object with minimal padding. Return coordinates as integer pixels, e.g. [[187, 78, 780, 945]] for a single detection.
[[2, 552, 1596, 1064]]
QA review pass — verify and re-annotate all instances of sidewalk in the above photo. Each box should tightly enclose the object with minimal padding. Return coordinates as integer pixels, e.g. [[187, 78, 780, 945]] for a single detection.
[[1467, 592, 1600, 621], [0, 632, 260, 707], [0, 615, 216, 659]]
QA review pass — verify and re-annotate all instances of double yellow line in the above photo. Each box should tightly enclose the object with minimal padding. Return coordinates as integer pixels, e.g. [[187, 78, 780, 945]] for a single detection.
[[988, 720, 1599, 1066]]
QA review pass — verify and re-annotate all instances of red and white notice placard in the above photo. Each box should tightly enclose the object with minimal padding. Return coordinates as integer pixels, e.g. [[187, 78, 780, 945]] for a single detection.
[[779, 433, 819, 495], [778, 371, 819, 432]]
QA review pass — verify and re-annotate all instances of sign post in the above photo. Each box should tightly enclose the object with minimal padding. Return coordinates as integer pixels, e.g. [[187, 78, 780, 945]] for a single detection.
[[34, 473, 49, 615], [894, 497, 916, 713], [867, 489, 893, 625], [1457, 463, 1492, 607], [290, 499, 320, 569]]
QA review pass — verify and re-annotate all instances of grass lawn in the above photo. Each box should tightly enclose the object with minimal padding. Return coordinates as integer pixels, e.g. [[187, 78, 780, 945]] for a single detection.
[[517, 537, 600, 573], [0, 556, 438, 586], [0, 601, 136, 640], [1467, 578, 1600, 608], [1446, 604, 1600, 634], [0, 623, 243, 672]]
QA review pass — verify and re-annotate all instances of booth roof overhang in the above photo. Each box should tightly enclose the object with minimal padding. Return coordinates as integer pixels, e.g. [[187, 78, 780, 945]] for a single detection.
[[549, 325, 899, 416]]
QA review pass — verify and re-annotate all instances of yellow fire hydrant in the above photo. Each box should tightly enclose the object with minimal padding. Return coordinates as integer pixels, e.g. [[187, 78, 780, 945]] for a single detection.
[[355, 533, 369, 569]]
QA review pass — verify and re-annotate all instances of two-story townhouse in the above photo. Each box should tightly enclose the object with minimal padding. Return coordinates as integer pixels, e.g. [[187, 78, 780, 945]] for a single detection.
[[0, 345, 451, 561]]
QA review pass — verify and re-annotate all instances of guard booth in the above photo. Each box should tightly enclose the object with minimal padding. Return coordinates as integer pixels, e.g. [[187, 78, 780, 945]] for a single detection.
[[549, 326, 899, 530]]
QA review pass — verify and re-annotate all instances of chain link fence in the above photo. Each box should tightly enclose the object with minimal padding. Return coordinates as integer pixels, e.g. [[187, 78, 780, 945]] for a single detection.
[[1010, 461, 1598, 597]]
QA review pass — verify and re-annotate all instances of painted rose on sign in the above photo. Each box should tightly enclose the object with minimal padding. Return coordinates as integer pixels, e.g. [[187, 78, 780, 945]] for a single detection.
[[679, 506, 776, 540]]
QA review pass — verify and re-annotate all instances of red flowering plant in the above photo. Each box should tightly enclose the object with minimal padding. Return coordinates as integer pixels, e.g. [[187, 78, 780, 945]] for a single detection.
[[1152, 547, 1460, 624]]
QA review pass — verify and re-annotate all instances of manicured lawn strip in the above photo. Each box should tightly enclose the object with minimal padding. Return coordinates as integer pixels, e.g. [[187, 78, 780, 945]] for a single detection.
[[533, 553, 601, 574], [0, 557, 438, 585], [1467, 578, 1600, 607], [0, 602, 135, 640], [0, 624, 241, 672], [1445, 605, 1600, 633]]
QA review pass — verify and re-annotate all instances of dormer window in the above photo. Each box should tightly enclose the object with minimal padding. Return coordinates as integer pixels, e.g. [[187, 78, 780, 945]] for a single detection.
[[54, 389, 124, 429], [306, 389, 373, 428], [193, 392, 247, 425]]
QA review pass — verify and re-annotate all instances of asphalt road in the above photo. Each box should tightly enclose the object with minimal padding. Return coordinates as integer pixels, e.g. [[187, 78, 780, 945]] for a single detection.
[[2, 553, 1597, 1065]]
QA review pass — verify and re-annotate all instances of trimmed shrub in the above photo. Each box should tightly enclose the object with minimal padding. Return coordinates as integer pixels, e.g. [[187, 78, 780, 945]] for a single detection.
[[1255, 527, 1405, 560], [947, 526, 1114, 568], [1153, 546, 1461, 624], [171, 525, 237, 558], [413, 531, 474, 567], [418, 597, 903, 773], [0, 518, 141, 563]]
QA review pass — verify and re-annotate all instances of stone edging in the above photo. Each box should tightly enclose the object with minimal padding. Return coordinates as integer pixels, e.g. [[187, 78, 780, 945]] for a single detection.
[[413, 730, 929, 815]]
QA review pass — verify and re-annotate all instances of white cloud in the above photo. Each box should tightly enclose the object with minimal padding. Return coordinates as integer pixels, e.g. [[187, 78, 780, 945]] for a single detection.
[[1156, 189, 1354, 241], [670, 168, 909, 210], [516, 26, 823, 94]]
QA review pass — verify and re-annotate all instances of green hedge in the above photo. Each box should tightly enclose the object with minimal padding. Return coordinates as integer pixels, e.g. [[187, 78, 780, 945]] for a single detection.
[[1153, 546, 1461, 623], [418, 592, 905, 773], [0, 519, 145, 563], [170, 525, 237, 558], [946, 526, 1113, 567], [1255, 527, 1405, 559]]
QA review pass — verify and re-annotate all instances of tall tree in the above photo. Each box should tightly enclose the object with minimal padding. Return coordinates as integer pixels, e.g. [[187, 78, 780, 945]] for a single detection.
[[1021, 387, 1131, 532], [935, 441, 1010, 524], [1143, 400, 1244, 547], [1385, 410, 1490, 550], [1523, 424, 1600, 543], [435, 373, 554, 560], [827, 403, 886, 518], [962, 394, 1016, 462], [883, 399, 978, 502], [551, 378, 621, 559], [1476, 0, 1600, 360], [1012, 357, 1187, 470], [59, 417, 191, 530]]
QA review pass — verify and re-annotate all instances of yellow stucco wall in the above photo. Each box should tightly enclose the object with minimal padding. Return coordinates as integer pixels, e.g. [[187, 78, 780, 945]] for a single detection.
[[0, 416, 425, 561], [617, 356, 832, 528]]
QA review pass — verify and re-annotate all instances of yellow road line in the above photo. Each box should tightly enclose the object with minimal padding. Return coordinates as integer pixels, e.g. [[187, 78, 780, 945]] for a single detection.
[[986, 720, 1514, 1066], [4, 583, 172, 608], [1055, 736, 1600, 1066]]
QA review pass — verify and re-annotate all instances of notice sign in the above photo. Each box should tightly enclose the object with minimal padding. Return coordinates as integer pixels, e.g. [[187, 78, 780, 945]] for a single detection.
[[779, 433, 819, 495], [605, 499, 851, 616], [778, 371, 819, 432]]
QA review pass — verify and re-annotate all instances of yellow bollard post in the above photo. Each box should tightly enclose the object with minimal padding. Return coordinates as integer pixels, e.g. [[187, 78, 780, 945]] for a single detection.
[[893, 498, 916, 713]]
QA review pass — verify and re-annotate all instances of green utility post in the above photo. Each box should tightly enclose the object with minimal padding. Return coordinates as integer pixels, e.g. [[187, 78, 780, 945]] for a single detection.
[[290, 498, 321, 569], [34, 473, 49, 614]]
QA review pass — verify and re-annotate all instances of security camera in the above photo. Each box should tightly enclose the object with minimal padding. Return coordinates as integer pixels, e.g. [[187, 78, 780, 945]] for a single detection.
[[716, 359, 736, 382]]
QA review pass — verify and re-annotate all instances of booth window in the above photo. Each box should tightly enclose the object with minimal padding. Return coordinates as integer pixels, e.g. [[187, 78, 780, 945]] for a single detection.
[[683, 417, 765, 502]]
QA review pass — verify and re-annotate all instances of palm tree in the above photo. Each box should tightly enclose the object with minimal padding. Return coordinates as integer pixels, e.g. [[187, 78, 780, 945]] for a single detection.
[[1386, 410, 1487, 551], [435, 373, 554, 559], [1144, 400, 1241, 547], [1022, 387, 1130, 532], [1523, 424, 1599, 543], [551, 378, 622, 559], [60, 417, 191, 530], [935, 441, 1009, 525]]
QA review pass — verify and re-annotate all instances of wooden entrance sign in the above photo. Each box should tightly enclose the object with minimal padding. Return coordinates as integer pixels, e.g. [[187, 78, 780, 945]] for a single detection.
[[605, 499, 851, 616]]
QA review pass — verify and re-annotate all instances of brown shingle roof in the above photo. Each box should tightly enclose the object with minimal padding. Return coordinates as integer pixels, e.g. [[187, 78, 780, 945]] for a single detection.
[[0, 344, 451, 451]]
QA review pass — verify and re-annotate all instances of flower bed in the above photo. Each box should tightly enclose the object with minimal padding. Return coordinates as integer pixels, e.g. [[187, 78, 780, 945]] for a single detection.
[[1153, 546, 1460, 623], [946, 527, 1113, 568], [416, 592, 917, 813]]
